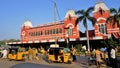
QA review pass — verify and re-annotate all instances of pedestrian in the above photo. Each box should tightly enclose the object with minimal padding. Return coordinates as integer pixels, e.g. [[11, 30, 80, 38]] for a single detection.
[[107, 46, 111, 66], [0, 48, 8, 59], [82, 45, 86, 55], [32, 48, 39, 60], [94, 48, 102, 68], [110, 47, 117, 68], [28, 47, 33, 60], [72, 48, 77, 62]]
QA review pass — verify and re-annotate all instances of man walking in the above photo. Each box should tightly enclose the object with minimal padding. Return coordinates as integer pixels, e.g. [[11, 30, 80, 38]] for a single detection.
[[110, 47, 117, 68]]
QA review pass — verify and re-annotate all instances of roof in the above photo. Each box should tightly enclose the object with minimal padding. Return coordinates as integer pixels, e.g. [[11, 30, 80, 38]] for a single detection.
[[22, 20, 33, 27], [65, 10, 77, 18], [93, 2, 109, 13]]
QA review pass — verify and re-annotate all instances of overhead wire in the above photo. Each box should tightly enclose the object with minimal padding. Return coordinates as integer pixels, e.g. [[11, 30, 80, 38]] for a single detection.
[[48, 0, 61, 21]]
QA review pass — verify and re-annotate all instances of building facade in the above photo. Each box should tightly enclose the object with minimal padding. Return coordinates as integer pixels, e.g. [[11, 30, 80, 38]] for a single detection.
[[8, 2, 120, 47]]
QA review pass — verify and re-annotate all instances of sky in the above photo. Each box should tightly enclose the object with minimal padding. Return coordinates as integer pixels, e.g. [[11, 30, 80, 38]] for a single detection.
[[0, 0, 120, 40]]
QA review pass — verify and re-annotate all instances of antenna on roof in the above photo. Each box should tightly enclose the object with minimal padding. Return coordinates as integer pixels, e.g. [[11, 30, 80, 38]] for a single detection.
[[54, 0, 58, 44], [54, 0, 56, 24]]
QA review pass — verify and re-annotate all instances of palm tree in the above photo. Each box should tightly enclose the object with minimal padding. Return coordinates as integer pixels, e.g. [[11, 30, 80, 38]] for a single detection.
[[106, 8, 120, 28], [75, 7, 96, 52]]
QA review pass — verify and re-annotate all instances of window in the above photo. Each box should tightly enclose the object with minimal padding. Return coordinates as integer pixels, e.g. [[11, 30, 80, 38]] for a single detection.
[[58, 28, 62, 34], [40, 31, 42, 35], [35, 32, 37, 36], [52, 29, 55, 34], [45, 30, 47, 35], [29, 32, 32, 36], [45, 30, 49, 35], [56, 28, 59, 34], [98, 23, 107, 34], [38, 31, 42, 36], [99, 9, 103, 15], [34, 32, 36, 36], [50, 29, 52, 34], [66, 28, 73, 36]]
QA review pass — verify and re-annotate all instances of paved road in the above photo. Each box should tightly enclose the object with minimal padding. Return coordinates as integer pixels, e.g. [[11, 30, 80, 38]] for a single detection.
[[0, 58, 80, 68], [1, 56, 120, 68], [10, 63, 65, 68], [76, 55, 120, 68]]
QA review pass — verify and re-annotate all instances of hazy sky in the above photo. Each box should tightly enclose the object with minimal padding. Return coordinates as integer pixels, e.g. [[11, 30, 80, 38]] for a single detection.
[[0, 0, 119, 40]]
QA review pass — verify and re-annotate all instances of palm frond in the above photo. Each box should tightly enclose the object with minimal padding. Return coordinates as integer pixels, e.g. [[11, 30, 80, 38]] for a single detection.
[[86, 6, 94, 13], [83, 18, 87, 28], [118, 8, 120, 13], [75, 16, 84, 26], [110, 8, 117, 14], [106, 16, 114, 23], [75, 9, 85, 15], [88, 17, 97, 26]]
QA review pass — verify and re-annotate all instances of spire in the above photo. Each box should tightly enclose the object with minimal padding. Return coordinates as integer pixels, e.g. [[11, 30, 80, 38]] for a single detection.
[[93, 1, 109, 13]]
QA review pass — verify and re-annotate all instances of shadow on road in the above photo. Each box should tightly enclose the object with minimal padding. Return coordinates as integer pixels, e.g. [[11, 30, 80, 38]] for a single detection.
[[10, 63, 65, 68]]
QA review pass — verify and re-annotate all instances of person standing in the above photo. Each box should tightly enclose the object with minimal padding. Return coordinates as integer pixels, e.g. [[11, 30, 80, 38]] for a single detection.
[[94, 48, 102, 68], [110, 47, 117, 68], [0, 48, 8, 59], [72, 48, 77, 62], [32, 48, 39, 60], [28, 47, 33, 60], [107, 46, 112, 66]]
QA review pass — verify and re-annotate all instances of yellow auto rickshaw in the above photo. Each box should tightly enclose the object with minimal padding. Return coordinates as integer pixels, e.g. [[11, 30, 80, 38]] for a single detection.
[[40, 48, 46, 55], [47, 47, 72, 64], [8, 48, 29, 61]]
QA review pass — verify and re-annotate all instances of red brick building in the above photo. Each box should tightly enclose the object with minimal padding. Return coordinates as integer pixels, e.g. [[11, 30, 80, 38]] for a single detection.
[[8, 2, 119, 48], [20, 10, 79, 43], [93, 2, 119, 39]]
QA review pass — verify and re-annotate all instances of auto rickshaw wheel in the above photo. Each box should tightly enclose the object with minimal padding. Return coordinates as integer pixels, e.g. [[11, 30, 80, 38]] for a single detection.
[[8, 59, 12, 61], [67, 60, 72, 64], [48, 60, 53, 63]]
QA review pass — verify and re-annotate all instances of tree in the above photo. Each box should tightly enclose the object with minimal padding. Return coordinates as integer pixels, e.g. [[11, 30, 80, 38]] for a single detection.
[[8, 39, 20, 42], [106, 8, 120, 28], [101, 38, 118, 47], [75, 7, 96, 52], [0, 39, 20, 46], [0, 40, 6, 46]]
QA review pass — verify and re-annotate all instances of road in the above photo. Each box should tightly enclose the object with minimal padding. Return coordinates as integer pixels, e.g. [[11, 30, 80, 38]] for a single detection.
[[0, 58, 80, 68], [1, 56, 120, 68]]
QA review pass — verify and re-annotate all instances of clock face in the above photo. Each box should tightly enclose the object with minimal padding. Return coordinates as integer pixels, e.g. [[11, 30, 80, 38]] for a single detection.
[[21, 31, 25, 36], [21, 31, 26, 40]]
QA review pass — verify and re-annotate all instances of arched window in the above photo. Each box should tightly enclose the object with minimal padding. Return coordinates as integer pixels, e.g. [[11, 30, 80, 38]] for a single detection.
[[45, 30, 49, 35], [36, 32, 38, 36], [58, 28, 62, 34], [52, 29, 55, 34], [49, 29, 52, 34], [99, 8, 103, 15], [38, 31, 41, 36], [66, 28, 73, 35], [98, 23, 107, 34], [34, 32, 36, 36], [56, 28, 59, 34], [40, 31, 42, 35]]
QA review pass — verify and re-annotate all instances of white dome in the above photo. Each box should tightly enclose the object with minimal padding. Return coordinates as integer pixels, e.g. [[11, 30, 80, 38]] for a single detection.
[[65, 10, 77, 18], [22, 20, 33, 27], [93, 2, 109, 13]]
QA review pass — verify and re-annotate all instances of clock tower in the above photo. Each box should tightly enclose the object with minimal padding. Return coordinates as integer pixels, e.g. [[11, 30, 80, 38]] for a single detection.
[[93, 2, 110, 38]]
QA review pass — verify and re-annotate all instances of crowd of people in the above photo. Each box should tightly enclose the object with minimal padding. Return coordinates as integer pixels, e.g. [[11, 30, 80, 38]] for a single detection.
[[0, 45, 118, 68], [0, 46, 47, 61], [88, 46, 118, 68]]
